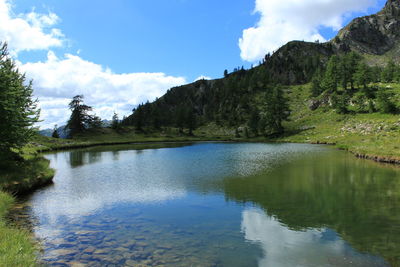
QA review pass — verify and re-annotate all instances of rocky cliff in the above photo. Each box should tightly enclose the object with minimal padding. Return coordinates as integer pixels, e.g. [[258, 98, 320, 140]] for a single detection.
[[333, 0, 400, 56]]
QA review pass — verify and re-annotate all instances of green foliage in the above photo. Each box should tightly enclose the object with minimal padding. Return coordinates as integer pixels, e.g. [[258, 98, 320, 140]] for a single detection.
[[248, 108, 260, 136], [66, 95, 93, 137], [331, 92, 349, 114], [0, 43, 40, 156], [376, 90, 398, 114], [321, 55, 340, 93], [354, 62, 372, 89], [111, 112, 120, 130], [261, 85, 290, 135], [381, 60, 397, 82], [51, 125, 59, 138], [310, 68, 323, 97], [89, 115, 102, 129]]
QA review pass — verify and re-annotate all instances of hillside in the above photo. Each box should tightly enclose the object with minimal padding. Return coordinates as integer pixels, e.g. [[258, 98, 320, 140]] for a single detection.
[[46, 0, 400, 163]]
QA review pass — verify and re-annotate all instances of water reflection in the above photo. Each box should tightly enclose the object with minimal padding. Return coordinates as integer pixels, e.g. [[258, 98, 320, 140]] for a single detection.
[[242, 208, 388, 267], [224, 152, 400, 266], [18, 143, 400, 266]]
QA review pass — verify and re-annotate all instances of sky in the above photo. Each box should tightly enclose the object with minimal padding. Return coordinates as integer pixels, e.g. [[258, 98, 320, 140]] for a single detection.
[[0, 0, 387, 129]]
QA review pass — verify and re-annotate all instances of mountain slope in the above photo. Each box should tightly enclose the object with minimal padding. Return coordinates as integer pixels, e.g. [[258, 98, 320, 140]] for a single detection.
[[122, 0, 399, 133]]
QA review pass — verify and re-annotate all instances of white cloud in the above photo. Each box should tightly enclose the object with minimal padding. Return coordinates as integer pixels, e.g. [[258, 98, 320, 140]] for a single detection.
[[19, 52, 187, 128], [241, 208, 383, 266], [194, 75, 212, 82], [0, 0, 63, 53], [239, 0, 378, 62]]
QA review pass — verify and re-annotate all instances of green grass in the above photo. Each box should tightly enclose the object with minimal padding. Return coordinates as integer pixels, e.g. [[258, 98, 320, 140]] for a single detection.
[[278, 83, 400, 162], [0, 153, 55, 195], [0, 191, 38, 267], [31, 82, 400, 164], [0, 147, 55, 266]]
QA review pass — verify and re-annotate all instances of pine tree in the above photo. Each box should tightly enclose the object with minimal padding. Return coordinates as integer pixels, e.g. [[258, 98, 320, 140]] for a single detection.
[[66, 95, 93, 137], [344, 52, 360, 90], [111, 112, 119, 130], [381, 60, 396, 82], [52, 125, 60, 138], [248, 108, 260, 136], [354, 62, 372, 90], [89, 115, 102, 129], [134, 106, 144, 131], [0, 43, 40, 156], [321, 55, 340, 93], [310, 68, 323, 97], [185, 108, 196, 136], [262, 85, 290, 136]]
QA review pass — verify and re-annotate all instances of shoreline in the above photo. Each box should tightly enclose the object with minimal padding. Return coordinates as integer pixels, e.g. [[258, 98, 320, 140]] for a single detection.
[[36, 136, 400, 166]]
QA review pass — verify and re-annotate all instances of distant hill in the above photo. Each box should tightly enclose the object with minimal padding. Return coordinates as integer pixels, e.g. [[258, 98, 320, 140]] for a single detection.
[[122, 0, 400, 131], [39, 120, 112, 138]]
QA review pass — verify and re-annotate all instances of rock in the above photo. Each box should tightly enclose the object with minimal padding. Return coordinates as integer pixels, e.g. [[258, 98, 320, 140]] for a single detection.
[[50, 249, 75, 257], [308, 99, 321, 111], [69, 262, 86, 267], [125, 260, 137, 266], [83, 247, 96, 254], [333, 0, 400, 56]]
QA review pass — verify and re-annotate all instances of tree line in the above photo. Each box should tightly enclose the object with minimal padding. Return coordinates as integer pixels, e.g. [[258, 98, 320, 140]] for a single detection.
[[311, 52, 399, 114]]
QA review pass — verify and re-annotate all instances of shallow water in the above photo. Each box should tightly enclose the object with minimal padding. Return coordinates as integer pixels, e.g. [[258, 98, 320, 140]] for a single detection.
[[15, 142, 400, 266]]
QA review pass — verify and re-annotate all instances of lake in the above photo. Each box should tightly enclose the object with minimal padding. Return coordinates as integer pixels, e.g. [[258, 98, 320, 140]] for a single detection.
[[14, 142, 400, 266]]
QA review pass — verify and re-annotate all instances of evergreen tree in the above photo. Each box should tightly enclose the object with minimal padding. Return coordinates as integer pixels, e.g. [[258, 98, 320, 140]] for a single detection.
[[310, 68, 323, 97], [52, 125, 59, 138], [248, 108, 260, 136], [381, 60, 396, 82], [134, 106, 144, 131], [185, 108, 196, 135], [176, 106, 186, 134], [345, 52, 360, 90], [0, 43, 40, 156], [321, 55, 340, 93], [376, 90, 397, 114], [331, 92, 349, 114], [89, 115, 102, 129], [66, 95, 93, 137], [261, 85, 290, 135], [354, 62, 372, 90], [111, 112, 120, 130]]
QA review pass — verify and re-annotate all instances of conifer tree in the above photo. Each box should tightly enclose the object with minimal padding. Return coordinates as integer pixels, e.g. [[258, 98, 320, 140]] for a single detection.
[[0, 42, 40, 156], [52, 125, 59, 138], [321, 55, 340, 93], [262, 85, 290, 135], [354, 62, 372, 90], [111, 112, 120, 130], [310, 68, 323, 97], [248, 108, 260, 136], [185, 108, 196, 135], [381, 60, 396, 82], [66, 95, 93, 137]]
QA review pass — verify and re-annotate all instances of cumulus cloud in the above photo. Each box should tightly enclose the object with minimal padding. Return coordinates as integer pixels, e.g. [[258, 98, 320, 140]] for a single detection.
[[239, 0, 378, 62], [194, 75, 212, 81], [241, 208, 383, 266], [0, 0, 63, 53], [19, 52, 187, 128]]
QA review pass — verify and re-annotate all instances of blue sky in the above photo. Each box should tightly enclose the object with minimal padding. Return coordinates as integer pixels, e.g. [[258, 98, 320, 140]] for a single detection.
[[14, 0, 386, 81], [0, 0, 387, 128]]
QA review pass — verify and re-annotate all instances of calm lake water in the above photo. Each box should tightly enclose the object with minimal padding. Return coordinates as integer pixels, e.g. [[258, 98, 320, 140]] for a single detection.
[[15, 143, 400, 266]]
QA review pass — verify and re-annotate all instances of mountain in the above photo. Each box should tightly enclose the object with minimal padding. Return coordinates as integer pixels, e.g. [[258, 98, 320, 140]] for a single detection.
[[332, 0, 400, 63], [39, 125, 69, 139], [122, 0, 399, 131]]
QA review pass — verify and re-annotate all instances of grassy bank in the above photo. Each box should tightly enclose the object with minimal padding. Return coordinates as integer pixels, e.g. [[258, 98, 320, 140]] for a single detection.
[[0, 150, 55, 266], [278, 83, 400, 163], [0, 192, 38, 266], [31, 82, 400, 164]]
